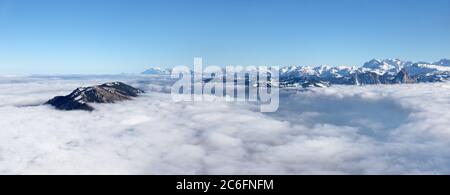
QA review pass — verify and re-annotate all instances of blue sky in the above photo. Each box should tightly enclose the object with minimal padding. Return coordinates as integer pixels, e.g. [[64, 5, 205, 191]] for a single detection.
[[0, 0, 449, 74]]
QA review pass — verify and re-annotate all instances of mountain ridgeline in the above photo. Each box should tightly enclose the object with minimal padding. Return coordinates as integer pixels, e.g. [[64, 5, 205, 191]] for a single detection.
[[46, 82, 144, 111], [279, 58, 450, 87], [142, 58, 450, 87]]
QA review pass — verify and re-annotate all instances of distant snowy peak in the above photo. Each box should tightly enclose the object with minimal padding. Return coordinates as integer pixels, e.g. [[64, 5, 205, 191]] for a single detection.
[[142, 66, 171, 75], [280, 65, 356, 77], [362, 59, 383, 69], [315, 65, 357, 77], [280, 66, 315, 76], [404, 63, 450, 76], [362, 58, 410, 75], [433, 59, 450, 66]]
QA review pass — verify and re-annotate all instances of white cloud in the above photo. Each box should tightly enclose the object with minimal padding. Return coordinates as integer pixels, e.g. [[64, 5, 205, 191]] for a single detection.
[[1, 75, 450, 174]]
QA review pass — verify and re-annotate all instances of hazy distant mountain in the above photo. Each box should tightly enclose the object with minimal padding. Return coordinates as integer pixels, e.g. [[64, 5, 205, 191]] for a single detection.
[[142, 67, 171, 75], [46, 82, 144, 111], [433, 59, 450, 66]]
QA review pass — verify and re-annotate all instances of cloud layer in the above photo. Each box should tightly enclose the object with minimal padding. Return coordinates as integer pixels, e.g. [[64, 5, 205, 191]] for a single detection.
[[1, 75, 450, 174]]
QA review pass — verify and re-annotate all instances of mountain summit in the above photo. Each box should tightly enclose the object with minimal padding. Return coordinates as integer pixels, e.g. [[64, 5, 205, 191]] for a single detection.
[[142, 67, 171, 75], [46, 82, 144, 111], [361, 58, 410, 75]]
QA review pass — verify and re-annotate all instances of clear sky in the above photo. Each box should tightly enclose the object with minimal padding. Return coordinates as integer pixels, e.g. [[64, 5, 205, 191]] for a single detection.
[[0, 0, 449, 74]]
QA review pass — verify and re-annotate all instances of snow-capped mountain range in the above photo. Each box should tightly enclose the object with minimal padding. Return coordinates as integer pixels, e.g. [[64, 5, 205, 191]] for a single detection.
[[142, 58, 450, 87]]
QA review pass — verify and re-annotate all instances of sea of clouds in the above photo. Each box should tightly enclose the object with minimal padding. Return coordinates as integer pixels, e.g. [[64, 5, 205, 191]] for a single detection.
[[1, 75, 450, 174]]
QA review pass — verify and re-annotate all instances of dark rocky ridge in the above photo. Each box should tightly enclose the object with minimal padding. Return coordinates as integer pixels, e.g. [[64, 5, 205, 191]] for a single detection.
[[46, 82, 144, 111]]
